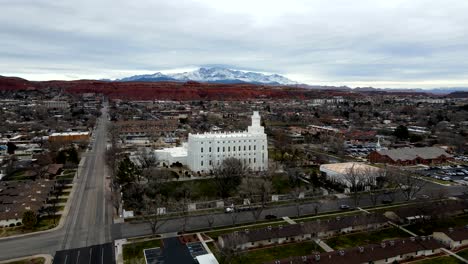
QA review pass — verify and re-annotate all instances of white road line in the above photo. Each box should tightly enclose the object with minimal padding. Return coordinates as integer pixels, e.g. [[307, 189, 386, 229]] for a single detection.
[[89, 248, 93, 264], [64, 254, 68, 264], [76, 250, 80, 264]]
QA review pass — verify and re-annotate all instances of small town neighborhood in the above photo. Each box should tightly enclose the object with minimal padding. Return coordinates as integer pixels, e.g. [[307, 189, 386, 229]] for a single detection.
[[0, 83, 467, 264]]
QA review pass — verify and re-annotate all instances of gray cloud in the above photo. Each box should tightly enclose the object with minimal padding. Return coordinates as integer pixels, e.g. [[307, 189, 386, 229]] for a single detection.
[[1, 0, 468, 88]]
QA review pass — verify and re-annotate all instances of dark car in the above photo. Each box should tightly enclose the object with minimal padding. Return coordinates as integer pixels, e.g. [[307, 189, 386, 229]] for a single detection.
[[381, 198, 393, 204], [264, 214, 277, 220], [339, 204, 350, 210]]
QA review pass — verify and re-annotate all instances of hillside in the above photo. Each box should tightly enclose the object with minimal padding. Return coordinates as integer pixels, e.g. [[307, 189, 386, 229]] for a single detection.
[[0, 77, 328, 100]]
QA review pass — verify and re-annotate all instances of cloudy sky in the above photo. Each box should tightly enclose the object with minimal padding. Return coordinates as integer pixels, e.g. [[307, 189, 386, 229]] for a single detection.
[[1, 0, 468, 88]]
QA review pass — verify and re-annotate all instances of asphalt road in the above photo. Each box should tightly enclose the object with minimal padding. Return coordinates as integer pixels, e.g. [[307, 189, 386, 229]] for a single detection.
[[53, 243, 115, 264], [113, 183, 467, 239], [0, 103, 114, 261]]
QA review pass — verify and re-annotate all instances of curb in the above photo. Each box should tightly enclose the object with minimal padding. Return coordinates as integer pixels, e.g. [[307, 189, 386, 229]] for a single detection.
[[0, 254, 53, 264]]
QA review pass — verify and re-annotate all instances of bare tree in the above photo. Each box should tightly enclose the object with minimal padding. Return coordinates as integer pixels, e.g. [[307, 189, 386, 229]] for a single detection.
[[363, 167, 382, 207], [142, 195, 168, 236], [343, 164, 367, 207], [136, 149, 159, 176], [240, 174, 272, 222], [387, 167, 426, 201], [291, 186, 306, 217], [111, 190, 121, 216], [310, 200, 322, 216], [175, 185, 193, 233], [205, 215, 215, 230], [212, 158, 248, 200]]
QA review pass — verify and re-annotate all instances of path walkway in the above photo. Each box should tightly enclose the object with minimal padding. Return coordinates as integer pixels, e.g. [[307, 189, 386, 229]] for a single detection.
[[388, 221, 418, 237], [314, 239, 334, 252], [196, 233, 212, 254], [282, 216, 296, 224], [357, 207, 370, 214]]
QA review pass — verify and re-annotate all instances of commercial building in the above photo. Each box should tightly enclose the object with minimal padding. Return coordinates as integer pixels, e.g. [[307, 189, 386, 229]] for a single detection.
[[319, 162, 382, 187], [48, 131, 91, 143], [368, 147, 453, 165]]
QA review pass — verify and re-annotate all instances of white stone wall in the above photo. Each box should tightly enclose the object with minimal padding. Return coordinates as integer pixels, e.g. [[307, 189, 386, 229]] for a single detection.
[[187, 132, 268, 172], [187, 111, 268, 172], [0, 218, 21, 227]]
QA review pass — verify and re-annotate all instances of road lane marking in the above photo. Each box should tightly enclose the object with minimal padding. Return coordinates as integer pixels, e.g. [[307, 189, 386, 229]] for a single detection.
[[89, 248, 93, 264], [64, 254, 68, 264], [76, 250, 80, 264]]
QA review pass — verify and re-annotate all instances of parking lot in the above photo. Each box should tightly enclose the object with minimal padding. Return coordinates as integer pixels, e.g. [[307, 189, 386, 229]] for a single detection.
[[419, 165, 468, 183]]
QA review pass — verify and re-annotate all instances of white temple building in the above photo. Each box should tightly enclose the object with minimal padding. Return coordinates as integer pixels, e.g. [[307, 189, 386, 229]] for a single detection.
[[155, 111, 268, 172]]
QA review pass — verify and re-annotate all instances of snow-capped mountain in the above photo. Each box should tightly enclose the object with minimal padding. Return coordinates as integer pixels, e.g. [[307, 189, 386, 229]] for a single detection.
[[115, 67, 298, 85]]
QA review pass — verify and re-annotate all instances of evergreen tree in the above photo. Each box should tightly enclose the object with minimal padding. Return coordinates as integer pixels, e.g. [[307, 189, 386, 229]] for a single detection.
[[116, 157, 140, 185], [68, 148, 79, 164], [394, 125, 409, 140], [22, 210, 37, 229]]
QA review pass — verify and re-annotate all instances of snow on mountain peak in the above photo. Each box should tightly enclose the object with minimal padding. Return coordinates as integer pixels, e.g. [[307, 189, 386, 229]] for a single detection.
[[116, 67, 298, 85]]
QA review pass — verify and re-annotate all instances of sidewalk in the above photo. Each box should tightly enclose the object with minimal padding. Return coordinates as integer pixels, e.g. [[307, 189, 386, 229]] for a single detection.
[[0, 254, 53, 264], [314, 239, 334, 252], [441, 248, 468, 263]]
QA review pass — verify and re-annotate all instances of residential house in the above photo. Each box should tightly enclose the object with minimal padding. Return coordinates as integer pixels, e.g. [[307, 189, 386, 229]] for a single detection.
[[218, 214, 387, 250], [433, 226, 468, 249], [265, 236, 443, 264]]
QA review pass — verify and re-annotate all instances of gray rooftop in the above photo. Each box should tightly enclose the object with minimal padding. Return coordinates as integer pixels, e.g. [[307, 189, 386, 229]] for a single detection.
[[376, 147, 452, 161]]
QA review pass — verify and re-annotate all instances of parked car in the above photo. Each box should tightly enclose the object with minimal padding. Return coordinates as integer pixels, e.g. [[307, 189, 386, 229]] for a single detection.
[[442, 177, 452, 181], [464, 176, 468, 181], [419, 194, 430, 199], [339, 204, 350, 210], [381, 198, 393, 204], [264, 214, 277, 220], [225, 204, 235, 213]]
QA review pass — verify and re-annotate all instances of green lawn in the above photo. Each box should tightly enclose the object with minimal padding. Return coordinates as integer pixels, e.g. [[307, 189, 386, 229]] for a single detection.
[[0, 216, 60, 238], [406, 214, 468, 236], [57, 173, 75, 179], [205, 220, 286, 240], [325, 227, 410, 250], [225, 241, 323, 264], [62, 169, 77, 174], [1, 257, 45, 264], [159, 179, 219, 200], [457, 249, 468, 259], [123, 238, 162, 264], [35, 215, 61, 230], [4, 170, 34, 181], [415, 256, 463, 264], [48, 198, 68, 204]]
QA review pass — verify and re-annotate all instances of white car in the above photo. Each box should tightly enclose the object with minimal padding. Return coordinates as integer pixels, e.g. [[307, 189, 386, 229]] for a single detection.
[[442, 177, 452, 181]]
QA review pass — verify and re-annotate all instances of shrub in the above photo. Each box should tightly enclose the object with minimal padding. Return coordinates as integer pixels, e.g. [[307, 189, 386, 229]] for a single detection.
[[16, 222, 22, 226], [22, 210, 38, 229]]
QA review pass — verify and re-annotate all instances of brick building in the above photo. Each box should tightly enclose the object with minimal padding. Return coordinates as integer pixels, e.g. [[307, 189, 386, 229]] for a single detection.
[[368, 147, 453, 165]]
